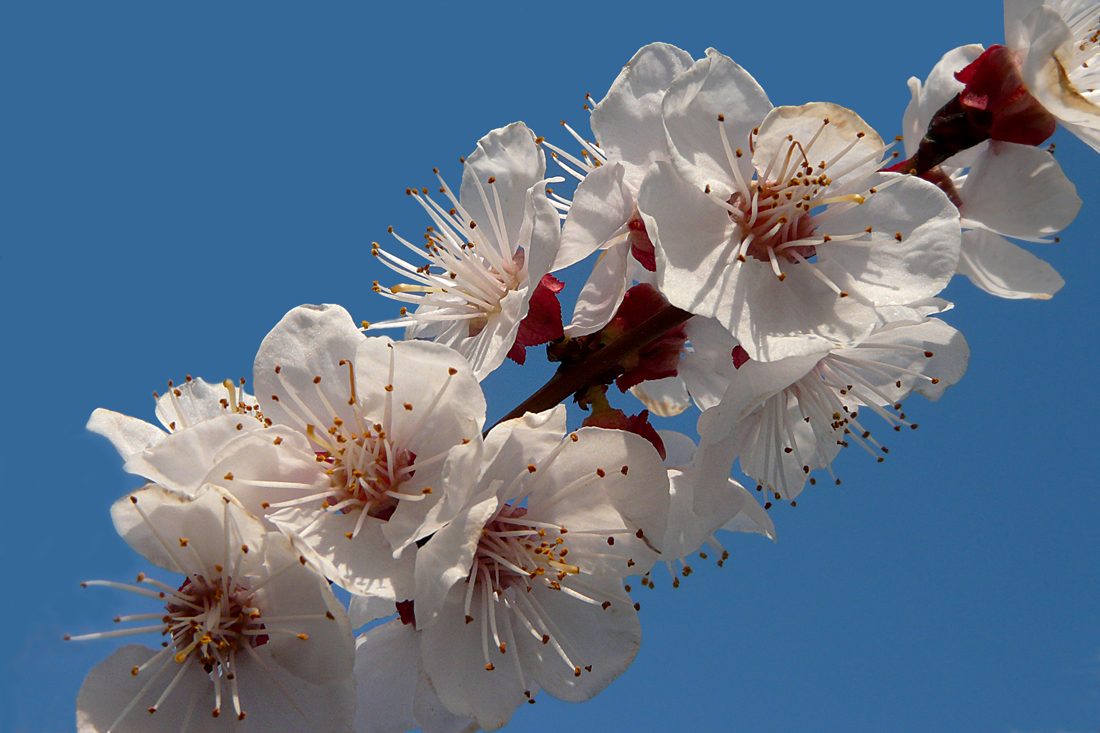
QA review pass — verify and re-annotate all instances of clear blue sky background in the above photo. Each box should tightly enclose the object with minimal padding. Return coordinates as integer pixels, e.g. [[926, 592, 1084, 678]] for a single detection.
[[3, 2, 1097, 732]]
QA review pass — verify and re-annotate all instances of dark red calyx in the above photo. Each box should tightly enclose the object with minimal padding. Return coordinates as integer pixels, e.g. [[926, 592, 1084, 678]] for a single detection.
[[731, 345, 751, 370], [396, 600, 416, 628], [627, 216, 656, 272], [888, 45, 1056, 177], [955, 45, 1057, 146], [507, 274, 566, 365], [612, 284, 687, 392]]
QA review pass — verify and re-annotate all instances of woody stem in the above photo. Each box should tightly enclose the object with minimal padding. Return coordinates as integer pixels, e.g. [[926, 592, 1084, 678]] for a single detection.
[[489, 304, 692, 432]]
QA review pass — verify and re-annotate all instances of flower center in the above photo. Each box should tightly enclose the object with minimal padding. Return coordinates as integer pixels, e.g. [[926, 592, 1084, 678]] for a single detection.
[[727, 174, 820, 264], [706, 113, 896, 286], [165, 575, 268, 674], [314, 421, 418, 522], [470, 504, 579, 600]]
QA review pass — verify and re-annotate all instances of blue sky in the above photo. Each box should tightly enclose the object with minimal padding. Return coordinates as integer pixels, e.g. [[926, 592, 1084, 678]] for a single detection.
[[2, 2, 1098, 732]]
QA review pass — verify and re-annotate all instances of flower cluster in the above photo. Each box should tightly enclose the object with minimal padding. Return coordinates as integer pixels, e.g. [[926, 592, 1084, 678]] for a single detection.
[[74, 3, 1098, 730]]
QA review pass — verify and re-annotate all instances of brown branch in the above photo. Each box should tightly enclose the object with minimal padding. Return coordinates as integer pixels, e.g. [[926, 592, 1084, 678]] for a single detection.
[[489, 304, 693, 432]]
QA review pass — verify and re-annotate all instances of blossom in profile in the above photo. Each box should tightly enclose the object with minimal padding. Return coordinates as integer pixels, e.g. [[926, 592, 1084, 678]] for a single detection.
[[407, 407, 670, 730], [70, 485, 355, 732], [641, 49, 961, 362], [368, 122, 562, 380], [680, 312, 969, 503], [904, 44, 1081, 299]]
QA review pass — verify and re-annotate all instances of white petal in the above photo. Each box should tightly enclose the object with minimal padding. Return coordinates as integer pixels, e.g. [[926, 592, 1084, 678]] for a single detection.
[[1021, 6, 1100, 126], [253, 530, 355, 686], [591, 42, 695, 188], [818, 174, 962, 306], [1005, 0, 1045, 51], [459, 122, 545, 258], [111, 484, 267, 577], [413, 489, 500, 629], [154, 377, 257, 432], [677, 352, 730, 412], [642, 160, 878, 361], [659, 430, 698, 469], [203, 426, 329, 522], [513, 581, 640, 702], [555, 162, 633, 270], [77, 645, 212, 733], [957, 228, 1065, 299], [354, 337, 486, 459], [959, 142, 1081, 238], [87, 408, 165, 460], [270, 505, 415, 601], [459, 286, 528, 381], [476, 406, 571, 506], [721, 481, 776, 540], [124, 414, 262, 495], [629, 375, 691, 417], [833, 317, 971, 402], [413, 670, 476, 733], [902, 76, 923, 159], [420, 583, 529, 731], [254, 304, 365, 431], [696, 351, 824, 446], [724, 397, 833, 502], [527, 428, 669, 575], [353, 620, 420, 733], [662, 48, 772, 195], [521, 181, 565, 289], [230, 646, 356, 732], [1061, 117, 1100, 154], [660, 437, 746, 559], [754, 103, 884, 190], [564, 241, 631, 337]]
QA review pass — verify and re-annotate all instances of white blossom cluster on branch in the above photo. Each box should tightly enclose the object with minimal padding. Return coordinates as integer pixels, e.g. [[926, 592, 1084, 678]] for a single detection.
[[72, 1, 1100, 730]]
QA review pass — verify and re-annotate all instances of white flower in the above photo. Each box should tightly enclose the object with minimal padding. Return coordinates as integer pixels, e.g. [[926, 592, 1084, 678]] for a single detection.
[[547, 43, 695, 336], [88, 377, 266, 497], [368, 122, 562, 380], [70, 485, 355, 732], [225, 303, 487, 601], [641, 49, 962, 362], [407, 407, 670, 730], [681, 313, 969, 502], [904, 44, 1082, 299], [1005, 0, 1100, 152]]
